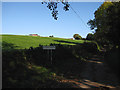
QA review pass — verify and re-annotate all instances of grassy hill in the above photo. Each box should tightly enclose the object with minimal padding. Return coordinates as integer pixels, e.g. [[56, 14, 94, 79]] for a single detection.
[[1, 34, 88, 49]]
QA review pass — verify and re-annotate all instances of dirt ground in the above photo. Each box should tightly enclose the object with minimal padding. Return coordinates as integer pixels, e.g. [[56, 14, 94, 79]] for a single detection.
[[59, 54, 120, 89]]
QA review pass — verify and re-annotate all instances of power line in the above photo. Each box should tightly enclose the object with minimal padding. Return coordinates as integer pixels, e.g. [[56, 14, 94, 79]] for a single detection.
[[69, 5, 89, 29]]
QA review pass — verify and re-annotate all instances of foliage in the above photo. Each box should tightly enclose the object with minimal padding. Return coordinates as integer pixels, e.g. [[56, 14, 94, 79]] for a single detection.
[[3, 41, 100, 88], [23, 42, 99, 69], [73, 34, 82, 40], [81, 38, 86, 40], [104, 47, 120, 77], [87, 2, 120, 79], [2, 48, 70, 88], [42, 0, 70, 20], [86, 33, 94, 40], [49, 35, 54, 37], [87, 1, 120, 48]]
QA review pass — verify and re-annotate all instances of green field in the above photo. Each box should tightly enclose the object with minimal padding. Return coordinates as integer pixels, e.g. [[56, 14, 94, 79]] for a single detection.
[[1, 34, 88, 49]]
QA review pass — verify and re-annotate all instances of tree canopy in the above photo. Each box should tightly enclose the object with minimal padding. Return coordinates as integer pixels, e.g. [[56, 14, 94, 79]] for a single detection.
[[42, 0, 70, 20], [87, 1, 120, 47], [86, 33, 94, 40], [73, 34, 82, 40]]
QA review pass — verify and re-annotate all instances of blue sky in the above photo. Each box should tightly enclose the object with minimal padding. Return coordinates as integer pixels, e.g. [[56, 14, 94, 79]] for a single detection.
[[2, 2, 103, 38]]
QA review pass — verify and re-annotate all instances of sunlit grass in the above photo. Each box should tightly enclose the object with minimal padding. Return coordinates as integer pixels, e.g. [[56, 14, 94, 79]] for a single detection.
[[1, 34, 89, 49]]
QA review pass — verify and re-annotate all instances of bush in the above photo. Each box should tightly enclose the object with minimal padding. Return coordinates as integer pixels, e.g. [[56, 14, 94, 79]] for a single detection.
[[2, 49, 56, 88], [3, 42, 100, 88], [49, 35, 54, 37], [104, 47, 120, 77], [86, 33, 94, 40], [73, 34, 82, 40], [82, 38, 86, 40]]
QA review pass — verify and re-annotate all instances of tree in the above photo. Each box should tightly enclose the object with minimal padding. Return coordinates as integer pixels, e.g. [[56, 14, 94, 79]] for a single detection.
[[49, 35, 54, 37], [73, 34, 82, 40], [87, 1, 120, 47], [86, 33, 94, 40], [42, 0, 70, 20]]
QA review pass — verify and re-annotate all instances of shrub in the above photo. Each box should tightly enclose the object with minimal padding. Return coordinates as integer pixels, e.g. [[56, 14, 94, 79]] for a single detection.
[[104, 47, 120, 77], [3, 42, 100, 88], [82, 38, 86, 40], [2, 49, 55, 88], [49, 35, 54, 37], [86, 33, 94, 40], [73, 34, 82, 40]]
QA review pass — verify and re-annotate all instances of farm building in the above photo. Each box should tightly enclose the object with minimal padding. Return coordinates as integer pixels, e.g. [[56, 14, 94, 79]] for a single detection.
[[29, 34, 39, 36]]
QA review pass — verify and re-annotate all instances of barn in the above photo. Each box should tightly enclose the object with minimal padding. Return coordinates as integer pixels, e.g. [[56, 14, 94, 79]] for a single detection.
[[29, 34, 39, 36]]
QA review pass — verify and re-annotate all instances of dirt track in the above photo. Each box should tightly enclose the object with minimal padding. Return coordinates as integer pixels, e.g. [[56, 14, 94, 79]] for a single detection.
[[60, 54, 120, 89]]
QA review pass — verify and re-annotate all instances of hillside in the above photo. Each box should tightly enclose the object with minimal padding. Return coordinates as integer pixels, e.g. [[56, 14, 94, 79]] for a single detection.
[[1, 35, 87, 49]]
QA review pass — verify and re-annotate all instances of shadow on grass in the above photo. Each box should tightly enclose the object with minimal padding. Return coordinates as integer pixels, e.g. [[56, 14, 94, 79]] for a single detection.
[[53, 40, 84, 45], [2, 41, 19, 50]]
